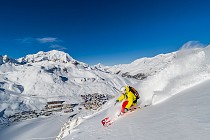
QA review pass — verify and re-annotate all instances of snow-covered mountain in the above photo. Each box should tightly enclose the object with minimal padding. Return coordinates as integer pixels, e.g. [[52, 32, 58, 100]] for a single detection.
[[106, 52, 176, 80], [0, 55, 19, 65], [18, 50, 74, 63], [0, 50, 134, 118], [17, 50, 89, 67], [1, 44, 210, 140]]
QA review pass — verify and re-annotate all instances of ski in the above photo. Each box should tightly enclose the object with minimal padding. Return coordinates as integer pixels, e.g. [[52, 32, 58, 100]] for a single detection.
[[101, 106, 142, 127], [101, 117, 112, 127]]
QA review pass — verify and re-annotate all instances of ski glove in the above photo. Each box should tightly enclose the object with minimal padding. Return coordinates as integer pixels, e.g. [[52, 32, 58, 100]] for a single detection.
[[114, 100, 119, 105], [124, 108, 128, 113]]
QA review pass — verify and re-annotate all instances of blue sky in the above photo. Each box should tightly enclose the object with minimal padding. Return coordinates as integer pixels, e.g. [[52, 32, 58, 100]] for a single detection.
[[0, 0, 210, 65]]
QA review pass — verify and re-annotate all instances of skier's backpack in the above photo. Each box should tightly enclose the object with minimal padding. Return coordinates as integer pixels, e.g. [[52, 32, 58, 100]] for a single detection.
[[129, 86, 140, 100]]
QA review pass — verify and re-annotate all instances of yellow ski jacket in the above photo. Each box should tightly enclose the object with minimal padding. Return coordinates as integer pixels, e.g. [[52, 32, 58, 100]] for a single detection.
[[117, 86, 137, 109]]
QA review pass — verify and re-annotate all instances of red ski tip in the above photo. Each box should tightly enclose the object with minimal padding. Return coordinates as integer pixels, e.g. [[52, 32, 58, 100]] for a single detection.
[[101, 117, 111, 126]]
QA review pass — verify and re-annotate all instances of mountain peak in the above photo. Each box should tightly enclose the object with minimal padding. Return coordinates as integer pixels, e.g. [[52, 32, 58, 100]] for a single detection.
[[0, 55, 19, 65], [19, 50, 74, 63]]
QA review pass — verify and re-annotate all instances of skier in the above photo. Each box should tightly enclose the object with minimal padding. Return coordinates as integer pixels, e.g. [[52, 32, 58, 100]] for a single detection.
[[101, 86, 140, 126], [115, 86, 139, 114]]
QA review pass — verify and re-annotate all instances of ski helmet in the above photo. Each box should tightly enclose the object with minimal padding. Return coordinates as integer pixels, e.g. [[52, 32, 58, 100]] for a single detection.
[[120, 86, 126, 94]]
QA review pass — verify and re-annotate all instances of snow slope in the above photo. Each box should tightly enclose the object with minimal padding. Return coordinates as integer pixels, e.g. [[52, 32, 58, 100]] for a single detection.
[[0, 114, 70, 140], [64, 79, 210, 140]]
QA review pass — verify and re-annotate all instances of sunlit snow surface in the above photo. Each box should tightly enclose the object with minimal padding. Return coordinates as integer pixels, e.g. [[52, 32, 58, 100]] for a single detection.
[[64, 80, 210, 140], [0, 45, 210, 140]]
